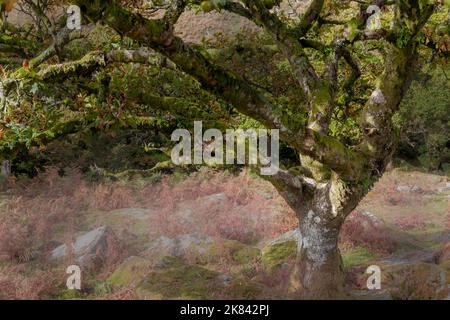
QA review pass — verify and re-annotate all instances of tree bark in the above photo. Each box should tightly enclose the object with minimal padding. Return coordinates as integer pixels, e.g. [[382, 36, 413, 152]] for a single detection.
[[285, 176, 362, 299], [1, 160, 11, 177], [289, 210, 345, 299]]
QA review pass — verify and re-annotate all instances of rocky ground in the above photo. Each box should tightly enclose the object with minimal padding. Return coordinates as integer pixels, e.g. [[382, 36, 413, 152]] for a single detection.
[[0, 167, 449, 300]]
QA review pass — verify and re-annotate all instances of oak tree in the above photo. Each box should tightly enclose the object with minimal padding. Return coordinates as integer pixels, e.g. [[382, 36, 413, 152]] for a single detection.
[[1, 0, 448, 298]]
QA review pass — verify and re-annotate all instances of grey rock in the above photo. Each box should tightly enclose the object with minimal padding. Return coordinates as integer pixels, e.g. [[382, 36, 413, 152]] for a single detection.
[[255, 190, 273, 200], [436, 182, 450, 193], [143, 234, 215, 262], [216, 274, 232, 286], [144, 236, 178, 261], [143, 233, 259, 265], [202, 193, 229, 203], [395, 184, 423, 193], [378, 250, 439, 266], [358, 211, 385, 228], [51, 226, 120, 267], [267, 229, 301, 247]]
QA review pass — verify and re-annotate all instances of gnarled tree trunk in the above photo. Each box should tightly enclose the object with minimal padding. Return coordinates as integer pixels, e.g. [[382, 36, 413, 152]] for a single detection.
[[290, 211, 345, 299], [278, 174, 364, 299]]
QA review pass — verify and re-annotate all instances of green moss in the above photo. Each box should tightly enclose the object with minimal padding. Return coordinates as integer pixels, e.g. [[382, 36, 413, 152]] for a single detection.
[[312, 83, 332, 112], [312, 132, 366, 181], [262, 240, 297, 270], [92, 281, 112, 296], [232, 246, 261, 264], [200, 1, 215, 12], [53, 288, 84, 300], [342, 246, 376, 267], [228, 278, 264, 299], [204, 241, 260, 265], [346, 19, 360, 42], [107, 256, 152, 287], [440, 261, 450, 284], [135, 257, 221, 299], [301, 155, 331, 181]]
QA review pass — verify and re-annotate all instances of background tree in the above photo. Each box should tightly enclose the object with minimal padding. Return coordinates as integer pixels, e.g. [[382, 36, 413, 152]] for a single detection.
[[396, 66, 449, 171], [0, 0, 448, 298]]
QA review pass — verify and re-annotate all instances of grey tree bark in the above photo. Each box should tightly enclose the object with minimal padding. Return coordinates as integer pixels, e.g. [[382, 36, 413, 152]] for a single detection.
[[1, 160, 11, 177], [278, 172, 364, 299]]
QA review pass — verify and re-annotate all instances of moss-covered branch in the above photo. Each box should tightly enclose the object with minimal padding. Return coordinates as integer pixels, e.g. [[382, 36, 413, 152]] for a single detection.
[[358, 2, 436, 175], [26, 48, 170, 83], [73, 0, 369, 182], [30, 24, 96, 68], [0, 114, 169, 161], [90, 160, 175, 179]]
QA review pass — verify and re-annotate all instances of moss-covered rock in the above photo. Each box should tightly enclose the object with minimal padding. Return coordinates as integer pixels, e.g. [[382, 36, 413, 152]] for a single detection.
[[135, 257, 223, 299], [53, 288, 85, 300], [342, 246, 377, 268], [353, 261, 449, 300], [51, 226, 122, 271], [143, 234, 260, 266], [228, 277, 265, 299], [261, 230, 299, 270], [382, 263, 449, 300], [107, 256, 152, 287], [232, 245, 261, 264], [262, 240, 296, 270]]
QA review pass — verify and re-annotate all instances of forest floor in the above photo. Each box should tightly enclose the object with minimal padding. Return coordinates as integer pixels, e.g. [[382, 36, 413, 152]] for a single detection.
[[0, 167, 449, 299]]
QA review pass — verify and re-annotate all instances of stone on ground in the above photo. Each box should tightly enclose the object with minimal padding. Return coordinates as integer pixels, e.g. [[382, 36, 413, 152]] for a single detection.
[[381, 263, 448, 300], [51, 226, 122, 269], [395, 184, 423, 193], [143, 233, 260, 265], [134, 257, 225, 299], [261, 229, 300, 270], [107, 256, 152, 287]]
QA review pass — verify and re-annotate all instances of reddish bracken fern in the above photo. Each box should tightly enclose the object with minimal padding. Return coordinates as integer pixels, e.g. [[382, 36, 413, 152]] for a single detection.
[[340, 211, 396, 254]]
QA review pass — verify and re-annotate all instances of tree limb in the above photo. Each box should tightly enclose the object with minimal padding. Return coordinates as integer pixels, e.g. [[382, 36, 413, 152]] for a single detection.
[[71, 0, 368, 181], [30, 23, 96, 68]]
